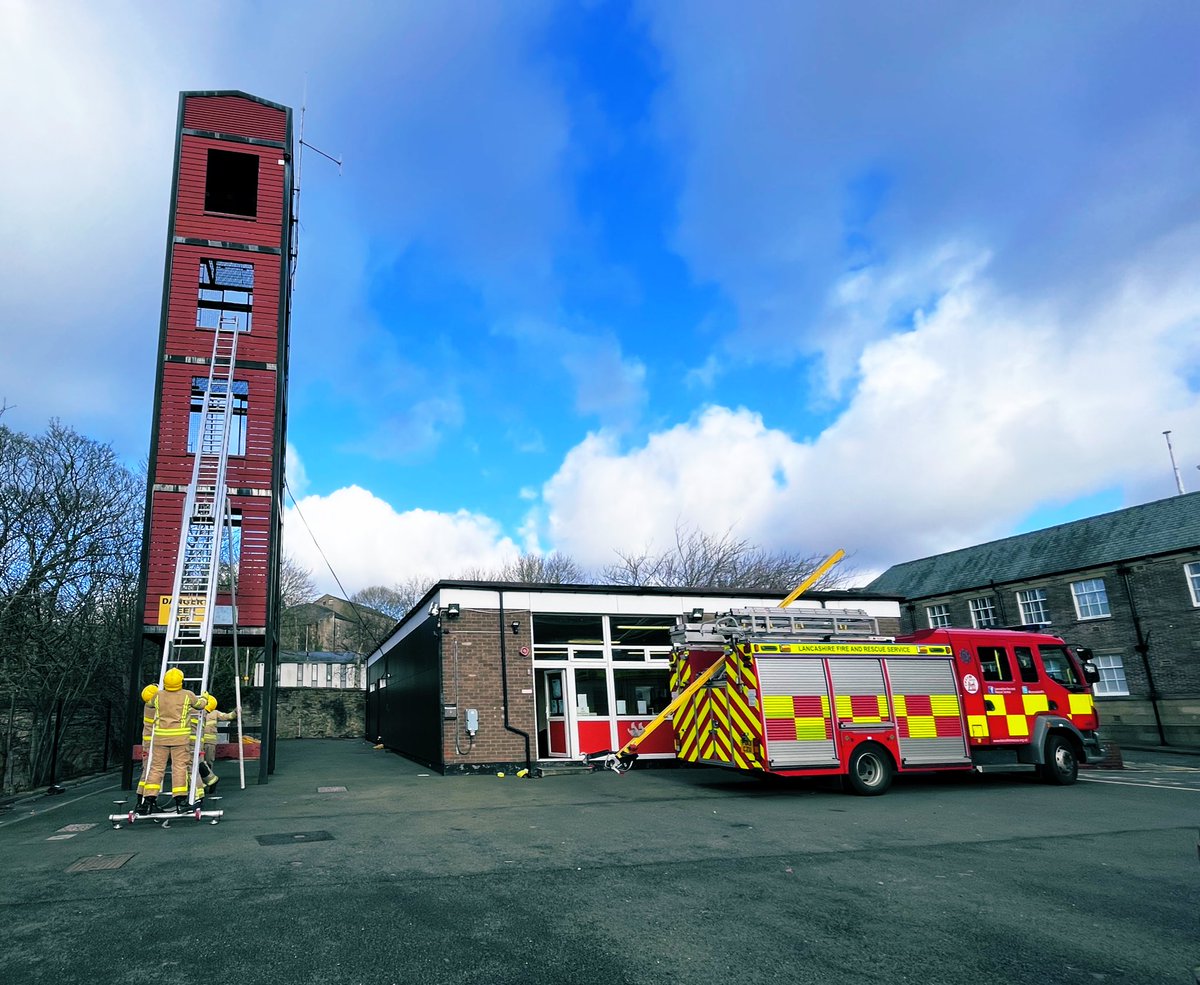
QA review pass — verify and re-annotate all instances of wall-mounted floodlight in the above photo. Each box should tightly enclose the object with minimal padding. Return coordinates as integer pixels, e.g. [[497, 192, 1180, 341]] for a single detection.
[[445, 603, 461, 618], [690, 607, 705, 621], [510, 620, 520, 635]]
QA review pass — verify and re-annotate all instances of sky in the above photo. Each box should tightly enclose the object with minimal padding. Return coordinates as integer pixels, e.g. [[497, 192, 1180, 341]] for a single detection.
[[3, 1, 1199, 596]]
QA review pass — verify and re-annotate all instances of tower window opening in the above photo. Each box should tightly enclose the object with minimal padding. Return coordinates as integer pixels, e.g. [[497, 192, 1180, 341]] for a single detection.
[[188, 377, 248, 456], [204, 149, 259, 217], [197, 258, 253, 332]]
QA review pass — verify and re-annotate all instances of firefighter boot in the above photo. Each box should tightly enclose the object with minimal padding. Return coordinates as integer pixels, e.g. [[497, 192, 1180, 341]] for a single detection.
[[172, 796, 190, 814], [135, 796, 153, 817], [204, 770, 219, 791]]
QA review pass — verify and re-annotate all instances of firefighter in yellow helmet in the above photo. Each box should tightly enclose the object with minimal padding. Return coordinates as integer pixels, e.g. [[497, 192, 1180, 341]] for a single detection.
[[137, 668, 210, 815], [134, 684, 159, 802], [201, 694, 237, 792]]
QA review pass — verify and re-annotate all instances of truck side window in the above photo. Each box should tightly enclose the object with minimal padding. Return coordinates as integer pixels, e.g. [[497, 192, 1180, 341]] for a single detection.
[[1014, 646, 1039, 684], [977, 646, 1012, 682], [1038, 645, 1082, 688]]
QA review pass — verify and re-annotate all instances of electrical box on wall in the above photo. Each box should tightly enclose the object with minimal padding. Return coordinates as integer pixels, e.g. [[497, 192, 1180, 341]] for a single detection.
[[465, 708, 479, 735], [443, 704, 457, 720]]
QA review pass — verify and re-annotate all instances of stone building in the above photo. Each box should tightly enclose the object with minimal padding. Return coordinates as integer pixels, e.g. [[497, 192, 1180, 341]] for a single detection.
[[867, 492, 1200, 747]]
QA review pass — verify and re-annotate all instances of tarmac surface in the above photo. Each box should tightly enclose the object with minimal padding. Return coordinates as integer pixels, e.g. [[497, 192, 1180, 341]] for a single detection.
[[1, 739, 1196, 985]]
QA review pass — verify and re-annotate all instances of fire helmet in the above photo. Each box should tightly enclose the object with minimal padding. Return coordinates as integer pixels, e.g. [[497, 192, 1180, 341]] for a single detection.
[[206, 695, 217, 712], [164, 668, 184, 691], [141, 684, 159, 703]]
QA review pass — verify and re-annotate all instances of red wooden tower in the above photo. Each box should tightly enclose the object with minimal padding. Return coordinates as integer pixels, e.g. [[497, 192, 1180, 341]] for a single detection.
[[125, 91, 293, 787]]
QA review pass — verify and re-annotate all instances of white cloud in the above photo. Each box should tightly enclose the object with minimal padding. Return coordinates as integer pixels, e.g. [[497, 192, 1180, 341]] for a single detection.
[[285, 443, 310, 498], [283, 485, 520, 596], [541, 249, 1200, 575]]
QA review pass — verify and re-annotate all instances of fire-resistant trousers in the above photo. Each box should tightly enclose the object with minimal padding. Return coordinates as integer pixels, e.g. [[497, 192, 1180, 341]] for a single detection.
[[143, 737, 191, 798]]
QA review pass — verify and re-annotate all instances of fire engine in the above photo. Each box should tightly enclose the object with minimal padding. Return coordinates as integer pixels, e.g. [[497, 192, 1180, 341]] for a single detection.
[[591, 605, 1104, 795]]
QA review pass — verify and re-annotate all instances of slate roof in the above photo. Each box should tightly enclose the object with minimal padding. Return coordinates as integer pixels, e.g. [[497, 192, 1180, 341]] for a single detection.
[[867, 492, 1200, 600]]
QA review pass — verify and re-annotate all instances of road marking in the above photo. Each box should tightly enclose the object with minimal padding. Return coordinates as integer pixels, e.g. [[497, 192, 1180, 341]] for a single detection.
[[1080, 776, 1200, 792]]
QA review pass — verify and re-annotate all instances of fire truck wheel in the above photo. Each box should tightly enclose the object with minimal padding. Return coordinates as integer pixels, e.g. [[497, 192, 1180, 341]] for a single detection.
[[845, 744, 893, 796], [1042, 734, 1078, 785]]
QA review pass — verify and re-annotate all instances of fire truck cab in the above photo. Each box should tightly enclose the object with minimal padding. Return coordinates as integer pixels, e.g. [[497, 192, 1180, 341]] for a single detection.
[[668, 608, 1105, 795]]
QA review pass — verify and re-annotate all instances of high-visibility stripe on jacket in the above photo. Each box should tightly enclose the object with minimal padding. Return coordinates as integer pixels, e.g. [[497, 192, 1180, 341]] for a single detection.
[[151, 689, 205, 740], [203, 708, 236, 741]]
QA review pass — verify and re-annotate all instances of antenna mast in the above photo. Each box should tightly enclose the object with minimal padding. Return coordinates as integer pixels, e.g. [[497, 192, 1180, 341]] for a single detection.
[[1163, 430, 1186, 495]]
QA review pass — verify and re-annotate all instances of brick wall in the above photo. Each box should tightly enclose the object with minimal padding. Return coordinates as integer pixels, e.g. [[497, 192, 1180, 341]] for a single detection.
[[439, 607, 536, 773]]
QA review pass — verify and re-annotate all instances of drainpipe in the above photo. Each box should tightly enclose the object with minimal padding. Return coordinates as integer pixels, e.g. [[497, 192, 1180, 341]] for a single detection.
[[1117, 565, 1167, 745], [497, 590, 533, 774]]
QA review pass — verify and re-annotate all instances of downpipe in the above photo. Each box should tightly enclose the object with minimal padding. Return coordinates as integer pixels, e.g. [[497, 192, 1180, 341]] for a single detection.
[[497, 590, 534, 775]]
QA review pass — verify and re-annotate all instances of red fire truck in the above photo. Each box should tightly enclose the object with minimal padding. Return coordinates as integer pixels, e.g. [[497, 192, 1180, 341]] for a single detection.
[[591, 606, 1105, 795]]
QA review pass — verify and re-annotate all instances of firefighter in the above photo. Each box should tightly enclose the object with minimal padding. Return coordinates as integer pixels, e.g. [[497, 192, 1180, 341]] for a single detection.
[[136, 668, 210, 815], [135, 684, 159, 803], [201, 695, 237, 792]]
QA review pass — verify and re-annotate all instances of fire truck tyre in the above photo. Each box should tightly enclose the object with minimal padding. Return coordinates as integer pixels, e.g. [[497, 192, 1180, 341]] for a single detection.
[[845, 744, 893, 796], [1042, 735, 1078, 786]]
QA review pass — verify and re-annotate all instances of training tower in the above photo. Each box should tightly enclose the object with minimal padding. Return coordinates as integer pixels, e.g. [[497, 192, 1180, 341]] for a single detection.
[[124, 91, 294, 789]]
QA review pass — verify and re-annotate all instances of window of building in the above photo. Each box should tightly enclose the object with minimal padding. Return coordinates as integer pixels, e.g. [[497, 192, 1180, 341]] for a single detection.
[[1070, 578, 1110, 620], [326, 664, 333, 685], [310, 665, 318, 686], [1186, 561, 1200, 607], [532, 613, 604, 647], [573, 669, 609, 716], [968, 596, 998, 628], [977, 646, 1012, 682], [204, 149, 259, 217], [217, 508, 242, 592], [1092, 655, 1129, 697], [197, 259, 253, 332], [613, 669, 670, 716], [926, 604, 950, 628], [1016, 588, 1050, 624], [609, 616, 674, 661], [339, 665, 347, 688], [188, 377, 248, 456], [1013, 646, 1040, 684]]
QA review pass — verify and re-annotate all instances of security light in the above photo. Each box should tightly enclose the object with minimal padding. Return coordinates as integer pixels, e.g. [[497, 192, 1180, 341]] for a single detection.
[[445, 603, 461, 618]]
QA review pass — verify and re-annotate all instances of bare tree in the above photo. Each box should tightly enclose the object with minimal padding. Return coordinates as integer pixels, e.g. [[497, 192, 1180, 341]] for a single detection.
[[0, 421, 143, 786], [351, 584, 413, 621], [604, 524, 855, 592], [455, 552, 590, 584], [278, 554, 318, 607]]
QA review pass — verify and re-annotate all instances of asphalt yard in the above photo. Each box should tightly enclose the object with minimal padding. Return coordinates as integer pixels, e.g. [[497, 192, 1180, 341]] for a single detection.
[[1, 739, 1195, 985]]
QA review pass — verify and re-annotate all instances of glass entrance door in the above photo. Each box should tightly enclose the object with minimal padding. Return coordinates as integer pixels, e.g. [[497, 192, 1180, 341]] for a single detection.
[[541, 669, 569, 757]]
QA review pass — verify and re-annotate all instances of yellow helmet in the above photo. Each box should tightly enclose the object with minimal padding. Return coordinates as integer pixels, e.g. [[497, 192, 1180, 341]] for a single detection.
[[206, 695, 217, 712], [164, 668, 184, 691], [141, 684, 159, 703]]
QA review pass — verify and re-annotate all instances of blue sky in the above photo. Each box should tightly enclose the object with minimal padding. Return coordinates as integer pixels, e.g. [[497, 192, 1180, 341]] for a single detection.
[[3, 1, 1199, 594]]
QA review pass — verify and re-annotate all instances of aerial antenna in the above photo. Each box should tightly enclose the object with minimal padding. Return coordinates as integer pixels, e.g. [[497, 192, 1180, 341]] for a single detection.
[[1163, 430, 1186, 494], [290, 76, 343, 302]]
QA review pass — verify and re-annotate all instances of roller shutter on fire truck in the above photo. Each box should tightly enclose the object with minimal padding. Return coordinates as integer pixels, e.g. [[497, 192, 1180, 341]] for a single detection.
[[884, 658, 970, 766], [757, 658, 838, 768]]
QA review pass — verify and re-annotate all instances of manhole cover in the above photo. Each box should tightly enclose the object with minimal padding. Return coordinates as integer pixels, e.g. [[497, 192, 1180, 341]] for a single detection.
[[255, 831, 333, 846], [66, 853, 135, 873], [317, 786, 347, 793]]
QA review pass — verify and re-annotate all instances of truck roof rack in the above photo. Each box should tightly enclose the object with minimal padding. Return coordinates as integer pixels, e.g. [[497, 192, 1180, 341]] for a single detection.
[[672, 607, 887, 646]]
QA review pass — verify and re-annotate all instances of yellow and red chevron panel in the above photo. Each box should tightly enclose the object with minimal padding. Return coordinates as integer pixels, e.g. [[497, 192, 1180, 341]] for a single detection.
[[764, 694, 831, 742]]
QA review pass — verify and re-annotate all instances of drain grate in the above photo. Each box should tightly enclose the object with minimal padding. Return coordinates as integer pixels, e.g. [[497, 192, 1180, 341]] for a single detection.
[[255, 831, 333, 846], [66, 853, 135, 873], [317, 786, 347, 793]]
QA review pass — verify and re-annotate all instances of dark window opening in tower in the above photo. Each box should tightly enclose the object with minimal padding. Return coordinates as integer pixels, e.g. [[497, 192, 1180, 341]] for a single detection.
[[188, 377, 249, 456], [204, 149, 259, 217], [197, 258, 254, 332]]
